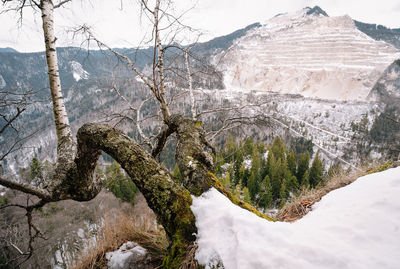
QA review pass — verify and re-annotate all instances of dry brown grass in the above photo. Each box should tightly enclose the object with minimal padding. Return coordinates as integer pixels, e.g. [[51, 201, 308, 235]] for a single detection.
[[277, 161, 397, 222], [180, 243, 200, 269], [70, 194, 168, 269]]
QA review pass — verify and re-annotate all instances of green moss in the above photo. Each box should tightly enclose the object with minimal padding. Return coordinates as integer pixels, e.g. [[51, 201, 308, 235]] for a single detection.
[[208, 172, 276, 222], [365, 162, 393, 175], [162, 234, 185, 268], [161, 189, 198, 267]]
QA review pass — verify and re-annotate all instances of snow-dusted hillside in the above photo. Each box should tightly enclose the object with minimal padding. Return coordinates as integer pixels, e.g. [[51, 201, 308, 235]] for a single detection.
[[70, 61, 89, 81], [217, 7, 400, 101], [192, 166, 400, 268], [196, 89, 380, 166]]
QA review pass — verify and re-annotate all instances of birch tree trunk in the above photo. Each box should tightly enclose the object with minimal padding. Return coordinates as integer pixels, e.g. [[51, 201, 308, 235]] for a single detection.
[[40, 0, 72, 146]]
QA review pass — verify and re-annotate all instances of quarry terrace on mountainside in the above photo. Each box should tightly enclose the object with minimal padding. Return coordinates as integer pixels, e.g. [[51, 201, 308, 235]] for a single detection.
[[217, 7, 400, 101]]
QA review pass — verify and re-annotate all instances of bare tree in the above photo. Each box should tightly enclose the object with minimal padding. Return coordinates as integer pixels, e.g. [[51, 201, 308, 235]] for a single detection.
[[0, 0, 272, 266], [0, 88, 43, 163]]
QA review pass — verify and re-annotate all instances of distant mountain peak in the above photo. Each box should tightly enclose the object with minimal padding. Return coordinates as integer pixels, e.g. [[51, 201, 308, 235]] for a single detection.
[[306, 6, 329, 17], [0, 47, 18, 53]]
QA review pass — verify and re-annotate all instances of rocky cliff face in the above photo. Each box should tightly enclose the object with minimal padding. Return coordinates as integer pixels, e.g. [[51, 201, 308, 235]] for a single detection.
[[368, 59, 400, 104], [216, 7, 400, 101]]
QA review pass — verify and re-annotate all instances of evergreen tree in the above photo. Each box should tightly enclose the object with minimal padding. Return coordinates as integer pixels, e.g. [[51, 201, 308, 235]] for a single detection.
[[223, 133, 236, 163], [248, 170, 258, 201], [250, 147, 261, 175], [30, 157, 43, 181], [279, 158, 290, 182], [271, 137, 286, 161], [256, 141, 266, 155], [241, 165, 250, 187], [243, 137, 254, 156], [232, 184, 242, 200], [242, 187, 251, 203], [234, 149, 244, 185], [261, 149, 272, 180], [268, 154, 282, 200], [302, 170, 310, 188], [250, 147, 262, 191], [279, 178, 288, 207], [258, 175, 273, 209], [292, 137, 314, 155], [296, 152, 310, 184], [309, 151, 324, 188], [287, 150, 297, 177], [119, 179, 138, 204], [214, 152, 225, 176], [104, 161, 137, 204], [260, 151, 269, 180], [219, 172, 232, 189], [286, 174, 299, 194]]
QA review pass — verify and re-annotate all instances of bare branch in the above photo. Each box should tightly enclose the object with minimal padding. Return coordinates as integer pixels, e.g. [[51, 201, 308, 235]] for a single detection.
[[53, 0, 71, 9], [153, 0, 171, 122], [0, 128, 40, 161], [77, 25, 156, 96], [152, 124, 175, 158], [0, 177, 52, 200], [184, 49, 196, 120], [0, 107, 25, 135], [136, 97, 154, 150], [9, 241, 24, 255]]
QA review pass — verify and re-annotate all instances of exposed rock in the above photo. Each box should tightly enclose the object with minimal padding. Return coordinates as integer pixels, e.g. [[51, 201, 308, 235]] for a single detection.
[[217, 7, 400, 101], [306, 6, 329, 17], [368, 59, 400, 105], [70, 61, 89, 81]]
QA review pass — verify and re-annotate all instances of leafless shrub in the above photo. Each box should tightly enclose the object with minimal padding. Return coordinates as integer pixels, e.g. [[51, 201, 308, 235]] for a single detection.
[[70, 194, 168, 269], [0, 189, 148, 268]]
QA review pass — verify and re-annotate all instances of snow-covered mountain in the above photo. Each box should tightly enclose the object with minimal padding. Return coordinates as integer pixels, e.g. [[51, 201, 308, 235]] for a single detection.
[[217, 7, 400, 101]]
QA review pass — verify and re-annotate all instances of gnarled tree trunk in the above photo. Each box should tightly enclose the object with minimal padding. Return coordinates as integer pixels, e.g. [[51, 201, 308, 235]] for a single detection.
[[77, 123, 198, 266]]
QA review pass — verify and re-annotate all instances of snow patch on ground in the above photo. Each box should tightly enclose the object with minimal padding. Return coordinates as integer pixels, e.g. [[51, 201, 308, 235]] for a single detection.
[[192, 167, 400, 269], [243, 159, 252, 169], [77, 228, 85, 239], [70, 61, 89, 81], [106, 242, 147, 269]]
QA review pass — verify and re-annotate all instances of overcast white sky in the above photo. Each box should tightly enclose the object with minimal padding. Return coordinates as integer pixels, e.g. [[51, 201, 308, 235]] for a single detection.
[[1, 0, 400, 52]]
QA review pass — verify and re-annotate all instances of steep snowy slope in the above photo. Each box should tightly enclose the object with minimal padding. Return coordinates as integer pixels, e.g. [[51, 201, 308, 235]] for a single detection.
[[217, 7, 400, 101], [192, 166, 400, 268]]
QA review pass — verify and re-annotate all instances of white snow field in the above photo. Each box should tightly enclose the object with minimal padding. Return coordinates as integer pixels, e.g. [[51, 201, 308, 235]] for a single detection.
[[191, 167, 400, 269]]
